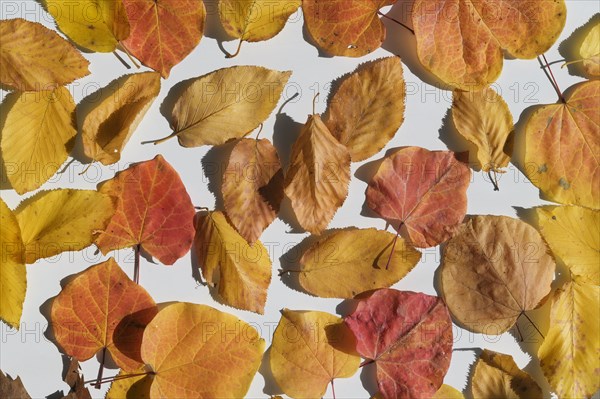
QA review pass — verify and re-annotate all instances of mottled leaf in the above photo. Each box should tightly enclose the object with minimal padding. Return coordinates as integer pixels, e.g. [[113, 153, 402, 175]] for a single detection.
[[0, 371, 31, 399]]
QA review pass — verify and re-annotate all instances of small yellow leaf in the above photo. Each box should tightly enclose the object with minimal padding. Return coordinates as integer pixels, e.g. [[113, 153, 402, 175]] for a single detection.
[[106, 367, 151, 399], [270, 309, 360, 399], [580, 21, 600, 76], [433, 384, 464, 398], [1, 88, 77, 194]]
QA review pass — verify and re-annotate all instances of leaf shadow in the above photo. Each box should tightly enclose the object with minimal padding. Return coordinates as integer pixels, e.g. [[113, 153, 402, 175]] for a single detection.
[[201, 0, 238, 58], [278, 233, 322, 296], [558, 14, 600, 79], [158, 76, 198, 128], [201, 141, 237, 211], [258, 347, 284, 396], [438, 109, 481, 170]]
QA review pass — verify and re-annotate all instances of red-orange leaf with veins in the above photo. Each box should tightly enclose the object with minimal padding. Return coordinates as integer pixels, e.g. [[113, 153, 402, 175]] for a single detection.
[[96, 155, 195, 265], [51, 258, 158, 371], [122, 0, 206, 78], [366, 147, 471, 248]]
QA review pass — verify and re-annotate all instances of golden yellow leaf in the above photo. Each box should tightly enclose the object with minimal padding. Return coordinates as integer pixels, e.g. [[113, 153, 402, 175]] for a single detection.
[[82, 72, 161, 165], [0, 19, 89, 91], [536, 206, 599, 285], [296, 228, 421, 298], [472, 349, 542, 399], [284, 114, 351, 234], [0, 199, 26, 329], [324, 57, 405, 162], [106, 367, 152, 399], [538, 281, 600, 398], [270, 309, 360, 399], [1, 87, 77, 194], [433, 384, 464, 399], [44, 0, 129, 52], [15, 189, 114, 263], [580, 22, 600, 76], [452, 87, 513, 173], [194, 211, 271, 314]]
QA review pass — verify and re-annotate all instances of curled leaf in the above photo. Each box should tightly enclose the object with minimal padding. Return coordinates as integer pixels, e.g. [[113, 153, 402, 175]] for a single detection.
[[0, 198, 25, 328]]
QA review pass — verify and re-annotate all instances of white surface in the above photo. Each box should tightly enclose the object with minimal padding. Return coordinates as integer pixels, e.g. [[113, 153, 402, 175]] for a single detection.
[[0, 1, 597, 398]]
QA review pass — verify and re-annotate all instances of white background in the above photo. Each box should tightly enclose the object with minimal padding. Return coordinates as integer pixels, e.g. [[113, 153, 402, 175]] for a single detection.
[[1, 1, 598, 398]]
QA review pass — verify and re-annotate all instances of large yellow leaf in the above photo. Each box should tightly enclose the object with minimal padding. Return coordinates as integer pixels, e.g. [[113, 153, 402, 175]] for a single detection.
[[1, 87, 77, 194], [0, 199, 26, 329], [433, 385, 464, 399], [538, 281, 600, 398], [0, 19, 89, 91], [296, 228, 421, 298], [82, 72, 161, 165], [270, 309, 360, 399], [44, 0, 130, 52], [194, 211, 271, 314], [536, 206, 599, 285], [471, 349, 542, 398], [15, 189, 114, 263]]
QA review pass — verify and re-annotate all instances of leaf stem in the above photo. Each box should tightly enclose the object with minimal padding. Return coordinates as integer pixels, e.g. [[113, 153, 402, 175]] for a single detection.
[[520, 312, 545, 339], [117, 43, 140, 69], [134, 244, 140, 284], [377, 11, 415, 35], [142, 132, 178, 145], [487, 170, 499, 191], [359, 359, 374, 367], [278, 269, 301, 277], [79, 161, 95, 176], [538, 54, 565, 103], [312, 92, 320, 115], [514, 320, 524, 342], [112, 51, 131, 69], [224, 39, 244, 58], [331, 380, 336, 399], [84, 371, 150, 386], [94, 347, 107, 389], [255, 123, 264, 140], [384, 222, 403, 270]]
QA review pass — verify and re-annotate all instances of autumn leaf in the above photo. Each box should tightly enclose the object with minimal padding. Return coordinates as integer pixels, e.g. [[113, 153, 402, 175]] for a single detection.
[[122, 0, 206, 78], [564, 19, 600, 77], [524, 80, 599, 209], [0, 19, 89, 91], [536, 206, 599, 285], [44, 0, 130, 52], [82, 72, 161, 165], [324, 57, 405, 161], [222, 138, 283, 243], [345, 289, 453, 399], [219, 0, 301, 57], [194, 211, 271, 314], [433, 385, 464, 399], [16, 189, 114, 264], [366, 147, 471, 248], [284, 114, 351, 234], [471, 349, 542, 399], [441, 215, 555, 334], [106, 366, 151, 399], [62, 358, 91, 399], [1, 87, 77, 194], [0, 370, 31, 399], [302, 0, 395, 57], [294, 228, 421, 298], [51, 258, 158, 371], [412, 0, 566, 90], [0, 198, 25, 329], [96, 155, 195, 265], [270, 309, 360, 399]]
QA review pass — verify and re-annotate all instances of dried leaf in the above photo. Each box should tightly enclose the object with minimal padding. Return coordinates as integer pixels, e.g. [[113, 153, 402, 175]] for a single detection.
[[0, 371, 31, 399], [0, 198, 25, 329], [62, 358, 92, 399]]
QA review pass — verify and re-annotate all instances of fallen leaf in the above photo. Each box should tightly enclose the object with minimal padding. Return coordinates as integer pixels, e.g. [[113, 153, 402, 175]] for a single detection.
[[62, 358, 92, 399], [441, 215, 555, 334], [82, 72, 161, 165], [284, 114, 351, 234], [580, 21, 600, 76], [194, 211, 271, 314], [96, 155, 195, 265], [524, 80, 599, 209], [471, 349, 542, 399], [141, 302, 265, 398], [44, 0, 130, 52], [154, 66, 291, 146], [106, 366, 151, 399], [366, 147, 471, 248], [433, 384, 464, 399], [302, 0, 395, 57], [51, 258, 158, 371], [122, 0, 206, 78], [412, 0, 566, 89], [324, 57, 405, 161], [345, 289, 453, 399], [296, 228, 421, 298], [0, 370, 31, 399], [221, 138, 283, 243], [1, 87, 77, 194], [270, 309, 360, 399], [538, 281, 600, 398], [536, 206, 599, 285], [0, 198, 25, 328], [16, 189, 114, 264], [0, 19, 89, 91], [452, 86, 513, 173]]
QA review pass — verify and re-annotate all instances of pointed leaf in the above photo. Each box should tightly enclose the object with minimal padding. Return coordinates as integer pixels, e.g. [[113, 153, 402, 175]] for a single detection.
[[0, 371, 31, 399], [0, 199, 25, 328]]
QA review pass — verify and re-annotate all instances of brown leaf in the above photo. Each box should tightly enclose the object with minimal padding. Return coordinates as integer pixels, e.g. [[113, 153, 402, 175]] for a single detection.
[[0, 370, 31, 399]]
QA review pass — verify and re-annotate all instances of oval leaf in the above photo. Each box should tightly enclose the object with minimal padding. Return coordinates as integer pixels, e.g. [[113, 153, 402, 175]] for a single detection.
[[0, 199, 25, 328]]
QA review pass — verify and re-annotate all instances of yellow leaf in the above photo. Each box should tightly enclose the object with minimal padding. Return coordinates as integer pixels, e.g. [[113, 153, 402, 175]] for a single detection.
[[106, 367, 152, 399], [0, 199, 26, 329], [0, 19, 89, 91], [15, 189, 114, 263], [536, 206, 600, 285], [538, 281, 600, 398], [1, 87, 77, 194], [580, 22, 600, 76], [44, 0, 130, 52], [82, 72, 161, 165], [297, 228, 421, 298], [433, 384, 464, 399], [284, 114, 351, 234], [452, 87, 513, 173], [270, 309, 360, 399], [194, 211, 271, 314], [471, 349, 542, 398]]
